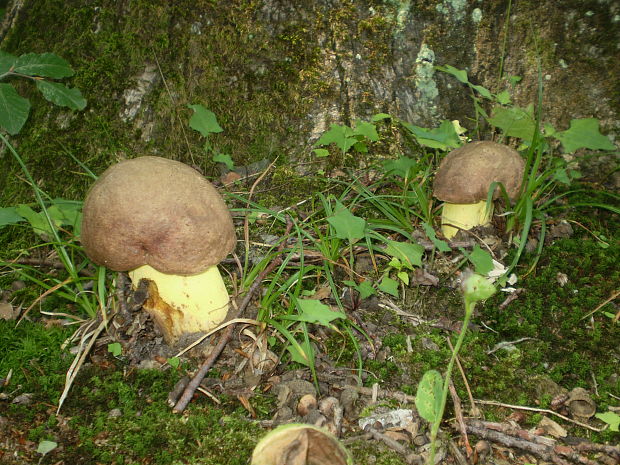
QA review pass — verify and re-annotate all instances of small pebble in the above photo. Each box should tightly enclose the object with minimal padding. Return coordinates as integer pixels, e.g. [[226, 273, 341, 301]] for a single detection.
[[108, 408, 122, 418]]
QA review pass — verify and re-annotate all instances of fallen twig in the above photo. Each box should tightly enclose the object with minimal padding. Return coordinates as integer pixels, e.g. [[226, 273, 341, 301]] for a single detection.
[[172, 220, 292, 413], [448, 380, 472, 458]]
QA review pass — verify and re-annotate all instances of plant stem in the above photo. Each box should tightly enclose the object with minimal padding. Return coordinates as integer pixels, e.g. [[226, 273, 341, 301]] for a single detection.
[[428, 299, 475, 464]]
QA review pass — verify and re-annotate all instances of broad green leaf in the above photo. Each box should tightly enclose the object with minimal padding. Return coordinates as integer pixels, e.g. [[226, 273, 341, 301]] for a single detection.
[[382, 156, 419, 178], [167, 356, 181, 368], [554, 118, 615, 153], [460, 244, 494, 275], [401, 120, 461, 150], [436, 64, 468, 84], [107, 342, 122, 357], [13, 52, 73, 78], [595, 412, 619, 432], [188, 104, 223, 137], [495, 90, 511, 105], [471, 84, 492, 99], [213, 152, 234, 170], [47, 199, 82, 229], [283, 299, 346, 326], [356, 280, 376, 299], [35, 80, 86, 110], [353, 120, 379, 141], [14, 205, 55, 235], [384, 240, 424, 270], [352, 140, 368, 153], [378, 276, 399, 297], [0, 207, 24, 226], [36, 440, 57, 456], [315, 123, 356, 153], [397, 271, 409, 285], [488, 104, 536, 141], [0, 83, 30, 134], [313, 148, 329, 158], [287, 338, 314, 367], [415, 370, 443, 423], [422, 222, 451, 252], [326, 201, 367, 243], [0, 50, 17, 74]]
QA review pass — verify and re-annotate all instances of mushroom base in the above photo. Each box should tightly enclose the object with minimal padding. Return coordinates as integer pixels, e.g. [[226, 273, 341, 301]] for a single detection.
[[441, 201, 493, 239], [129, 264, 230, 345]]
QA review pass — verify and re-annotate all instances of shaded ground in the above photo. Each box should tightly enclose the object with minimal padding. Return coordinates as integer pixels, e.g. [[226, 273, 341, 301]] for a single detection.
[[1, 200, 618, 464]]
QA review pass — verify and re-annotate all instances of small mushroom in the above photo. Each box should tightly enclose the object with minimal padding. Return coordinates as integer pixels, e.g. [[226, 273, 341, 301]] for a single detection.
[[81, 156, 236, 344], [433, 141, 525, 239], [566, 387, 596, 420]]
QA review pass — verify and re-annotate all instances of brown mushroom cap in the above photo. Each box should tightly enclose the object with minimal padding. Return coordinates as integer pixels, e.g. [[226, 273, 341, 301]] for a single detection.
[[81, 156, 236, 275], [433, 141, 525, 204]]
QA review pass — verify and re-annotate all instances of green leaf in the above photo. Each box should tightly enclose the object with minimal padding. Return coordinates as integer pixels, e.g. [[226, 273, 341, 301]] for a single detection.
[[326, 201, 367, 243], [378, 276, 399, 297], [213, 152, 234, 170], [0, 50, 17, 74], [47, 199, 82, 229], [488, 104, 536, 141], [287, 338, 314, 367], [13, 52, 74, 78], [415, 370, 443, 423], [353, 120, 379, 141], [167, 356, 181, 368], [35, 80, 86, 110], [14, 205, 55, 236], [554, 118, 615, 153], [595, 411, 619, 432], [495, 90, 511, 105], [382, 156, 419, 178], [422, 222, 451, 252], [471, 84, 492, 99], [313, 148, 330, 158], [356, 280, 376, 299], [400, 120, 461, 150], [315, 123, 356, 153], [397, 271, 409, 285], [36, 440, 57, 456], [107, 342, 122, 357], [0, 83, 30, 134], [0, 207, 25, 226], [188, 104, 223, 137], [371, 112, 392, 122], [283, 299, 346, 326], [384, 240, 424, 270], [436, 64, 468, 84], [460, 244, 494, 275]]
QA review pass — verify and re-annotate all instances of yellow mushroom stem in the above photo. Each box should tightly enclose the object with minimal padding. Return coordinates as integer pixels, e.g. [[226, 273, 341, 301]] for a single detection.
[[128, 264, 230, 344], [440, 200, 493, 240]]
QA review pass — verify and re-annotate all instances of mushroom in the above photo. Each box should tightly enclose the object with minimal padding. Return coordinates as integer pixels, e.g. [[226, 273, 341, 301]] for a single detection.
[[81, 156, 236, 344], [433, 141, 525, 239]]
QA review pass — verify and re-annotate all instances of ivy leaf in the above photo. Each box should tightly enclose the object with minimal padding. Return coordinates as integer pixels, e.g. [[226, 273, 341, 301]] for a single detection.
[[344, 280, 376, 299], [0, 83, 30, 135], [326, 201, 367, 243], [0, 50, 17, 74], [13, 52, 74, 78], [379, 276, 399, 297], [0, 207, 25, 227], [415, 370, 443, 423], [384, 240, 424, 270], [35, 80, 86, 110], [107, 342, 122, 357], [488, 104, 536, 141], [554, 118, 615, 153], [188, 104, 223, 137]]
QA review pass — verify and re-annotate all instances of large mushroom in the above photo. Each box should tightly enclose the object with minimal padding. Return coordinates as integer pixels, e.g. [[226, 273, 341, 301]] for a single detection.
[[81, 156, 236, 344], [433, 141, 525, 239]]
